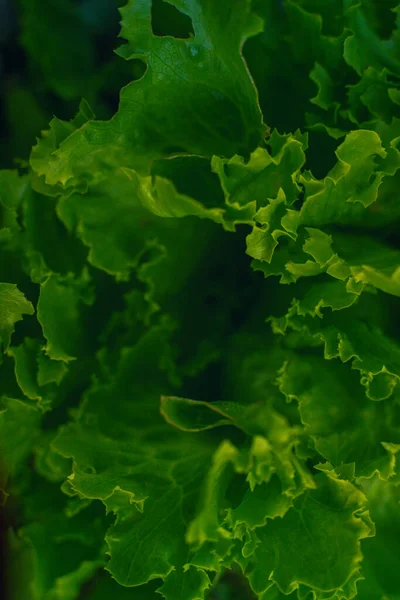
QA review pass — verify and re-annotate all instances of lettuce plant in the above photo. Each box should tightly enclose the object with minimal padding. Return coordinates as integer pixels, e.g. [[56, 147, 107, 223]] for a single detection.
[[1, 1, 400, 599]]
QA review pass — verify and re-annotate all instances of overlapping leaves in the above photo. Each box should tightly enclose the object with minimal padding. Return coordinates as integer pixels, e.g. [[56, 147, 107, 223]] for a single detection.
[[2, 1, 400, 600]]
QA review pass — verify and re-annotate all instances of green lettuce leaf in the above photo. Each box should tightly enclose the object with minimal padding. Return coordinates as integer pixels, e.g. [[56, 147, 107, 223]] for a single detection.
[[0, 171, 29, 240], [0, 283, 34, 356], [31, 0, 265, 189], [357, 477, 400, 600], [56, 169, 216, 281], [212, 130, 308, 208], [30, 100, 95, 197], [4, 1, 400, 598], [247, 471, 373, 599], [7, 338, 69, 409], [271, 291, 400, 400], [15, 474, 108, 600], [37, 270, 94, 362], [344, 2, 400, 77], [278, 355, 400, 480], [51, 321, 313, 591], [0, 397, 41, 502], [157, 566, 211, 600]]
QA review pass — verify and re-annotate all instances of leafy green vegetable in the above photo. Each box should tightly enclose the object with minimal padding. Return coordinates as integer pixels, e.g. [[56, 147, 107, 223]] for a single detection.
[[2, 0, 400, 599]]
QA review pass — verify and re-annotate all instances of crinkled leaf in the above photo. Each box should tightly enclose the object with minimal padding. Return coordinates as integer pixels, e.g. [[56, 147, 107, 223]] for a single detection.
[[212, 130, 307, 209], [272, 294, 400, 400], [30, 100, 95, 197], [357, 477, 400, 600], [52, 322, 312, 589], [0, 283, 34, 355], [33, 0, 265, 188], [344, 3, 400, 77], [7, 338, 42, 403], [247, 472, 373, 598], [278, 356, 400, 480], [37, 270, 94, 361], [0, 171, 29, 238], [56, 170, 215, 281], [18, 475, 107, 600], [7, 337, 69, 409]]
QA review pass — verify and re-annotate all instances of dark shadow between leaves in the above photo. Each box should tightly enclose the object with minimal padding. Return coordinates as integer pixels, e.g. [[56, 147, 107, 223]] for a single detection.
[[151, 0, 194, 39]]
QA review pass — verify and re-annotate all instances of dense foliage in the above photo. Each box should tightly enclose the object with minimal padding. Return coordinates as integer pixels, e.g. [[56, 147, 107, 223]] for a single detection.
[[1, 0, 400, 598]]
